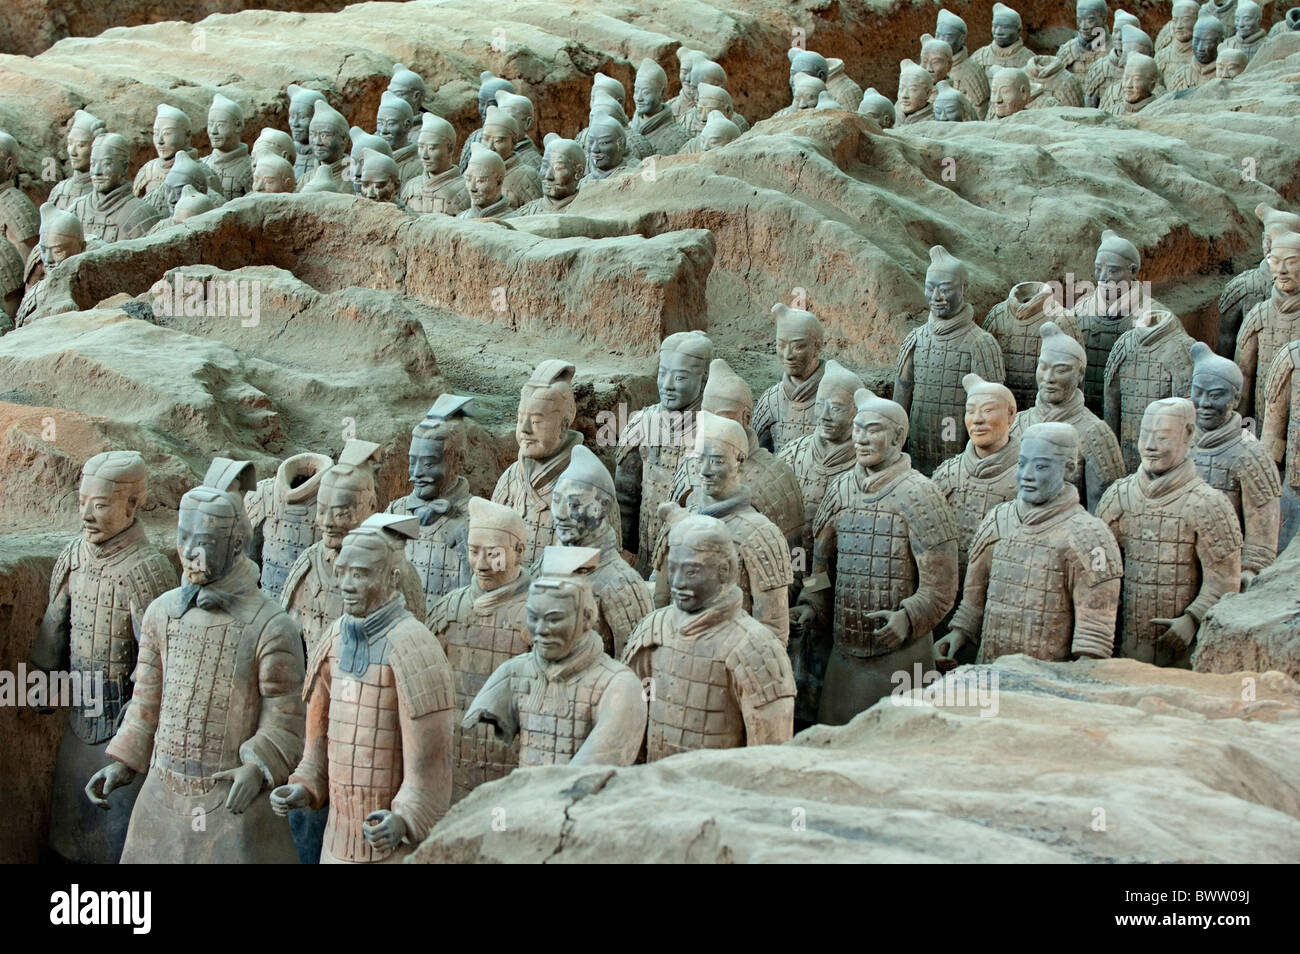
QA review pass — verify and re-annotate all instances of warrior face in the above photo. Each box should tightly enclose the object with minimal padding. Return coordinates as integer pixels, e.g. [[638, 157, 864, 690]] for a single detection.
[[1077, 6, 1105, 46], [925, 262, 966, 319], [899, 76, 932, 114], [965, 394, 1014, 454], [990, 72, 1030, 117], [696, 436, 743, 501], [481, 123, 516, 161], [526, 588, 589, 661], [541, 152, 580, 200], [1190, 374, 1239, 432], [666, 540, 728, 613], [634, 77, 665, 117], [176, 499, 241, 585], [1192, 23, 1223, 64], [992, 19, 1020, 48], [90, 149, 128, 195], [852, 411, 904, 470], [1016, 434, 1075, 505], [1138, 408, 1193, 476], [360, 166, 400, 203], [67, 128, 96, 173], [335, 536, 399, 618], [467, 527, 523, 591], [920, 48, 952, 83], [1236, 7, 1262, 38], [207, 115, 240, 152], [1122, 64, 1157, 102], [1036, 357, 1085, 406], [153, 118, 189, 161], [815, 390, 856, 444], [1172, 11, 1197, 43], [1268, 247, 1300, 296], [933, 96, 966, 121], [79, 475, 136, 544], [289, 102, 314, 145], [316, 482, 369, 552], [657, 350, 707, 412], [777, 329, 820, 381], [550, 477, 605, 546], [40, 232, 84, 270], [464, 159, 504, 208], [935, 24, 966, 54], [376, 105, 412, 151], [418, 133, 454, 176], [516, 392, 569, 461], [587, 127, 625, 172], [388, 81, 423, 114], [252, 161, 295, 194], [792, 84, 821, 110], [309, 124, 345, 164], [408, 435, 452, 502], [1094, 249, 1139, 289]]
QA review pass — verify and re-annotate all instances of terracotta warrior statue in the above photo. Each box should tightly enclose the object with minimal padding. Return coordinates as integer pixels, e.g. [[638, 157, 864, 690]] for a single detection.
[[932, 81, 975, 121], [990, 67, 1060, 117], [895, 60, 936, 125], [29, 452, 175, 864], [134, 104, 222, 203], [71, 133, 162, 242], [1057, 0, 1109, 77], [983, 281, 1083, 409], [425, 497, 533, 802], [1100, 26, 1162, 111], [1188, 342, 1281, 587], [1203, 0, 1241, 33], [1108, 51, 1162, 115], [1098, 398, 1242, 666], [282, 439, 424, 657], [1104, 307, 1197, 473], [1024, 55, 1085, 108], [824, 58, 864, 112], [550, 445, 653, 657], [935, 421, 1122, 665], [667, 48, 700, 122], [1167, 10, 1225, 90], [459, 72, 517, 171], [510, 135, 584, 215], [1268, 6, 1300, 35], [779, 72, 828, 116], [935, 9, 991, 118], [385, 395, 474, 616], [1085, 10, 1140, 107], [15, 203, 84, 328], [299, 164, 345, 194], [492, 359, 584, 564], [85, 466, 305, 863], [616, 330, 712, 574], [680, 93, 740, 152], [931, 374, 1021, 576], [678, 60, 750, 134], [286, 85, 327, 182], [579, 88, 655, 161], [464, 546, 647, 768], [270, 514, 454, 863], [163, 184, 217, 228], [919, 34, 954, 89], [797, 388, 958, 723], [788, 47, 829, 90], [1075, 228, 1155, 414], [149, 150, 224, 221], [1238, 227, 1300, 425], [1157, 0, 1200, 76], [652, 411, 793, 645], [1216, 47, 1250, 77], [387, 63, 427, 113], [973, 3, 1035, 79], [202, 93, 252, 199], [298, 100, 350, 193], [48, 110, 106, 211], [251, 154, 297, 194], [578, 115, 638, 187], [631, 57, 689, 155], [458, 143, 512, 219], [777, 359, 863, 721], [669, 358, 807, 558], [858, 87, 897, 128], [358, 148, 405, 207], [246, 451, 332, 602], [623, 513, 795, 760], [400, 114, 470, 215], [376, 91, 421, 185], [1011, 321, 1125, 512], [895, 245, 1006, 476], [1220, 204, 1300, 358], [494, 91, 541, 172], [253, 125, 298, 165], [755, 302, 829, 452], [1223, 0, 1267, 58], [698, 110, 742, 151], [1262, 337, 1300, 549], [0, 132, 38, 264], [479, 105, 541, 209]]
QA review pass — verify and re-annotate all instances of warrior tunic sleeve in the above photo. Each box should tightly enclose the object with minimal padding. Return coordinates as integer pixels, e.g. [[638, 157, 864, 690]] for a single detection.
[[1263, 346, 1296, 470], [948, 512, 996, 642], [239, 613, 307, 788], [461, 658, 520, 742], [571, 669, 647, 767], [105, 599, 167, 774], [1235, 308, 1263, 420], [1066, 524, 1123, 659], [1184, 496, 1243, 623], [390, 633, 456, 844]]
